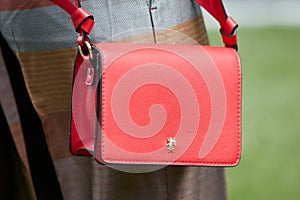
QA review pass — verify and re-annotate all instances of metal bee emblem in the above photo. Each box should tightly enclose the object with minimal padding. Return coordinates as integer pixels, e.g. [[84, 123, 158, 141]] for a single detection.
[[166, 138, 176, 153]]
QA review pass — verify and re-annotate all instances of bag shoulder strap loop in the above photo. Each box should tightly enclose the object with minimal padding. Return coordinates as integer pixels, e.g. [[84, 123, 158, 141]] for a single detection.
[[71, 7, 95, 34], [50, 0, 94, 34], [195, 0, 238, 48], [220, 17, 238, 48]]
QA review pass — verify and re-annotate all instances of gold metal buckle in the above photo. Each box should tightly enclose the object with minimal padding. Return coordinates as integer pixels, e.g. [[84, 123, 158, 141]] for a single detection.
[[78, 41, 93, 59]]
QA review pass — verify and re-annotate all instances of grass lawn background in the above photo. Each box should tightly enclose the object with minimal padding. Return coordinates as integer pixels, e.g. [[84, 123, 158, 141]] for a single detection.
[[208, 27, 300, 200]]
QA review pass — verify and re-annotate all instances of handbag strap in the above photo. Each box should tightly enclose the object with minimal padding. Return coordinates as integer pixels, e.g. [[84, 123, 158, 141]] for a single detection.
[[49, 0, 238, 49], [48, 0, 95, 34], [195, 0, 238, 48]]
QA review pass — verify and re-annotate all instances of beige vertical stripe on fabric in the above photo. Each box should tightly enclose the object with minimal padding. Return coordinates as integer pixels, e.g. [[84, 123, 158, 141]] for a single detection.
[[16, 48, 76, 116], [41, 112, 71, 160]]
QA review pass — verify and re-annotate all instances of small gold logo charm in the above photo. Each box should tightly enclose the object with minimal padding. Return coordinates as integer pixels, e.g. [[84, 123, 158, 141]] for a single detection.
[[166, 138, 176, 153]]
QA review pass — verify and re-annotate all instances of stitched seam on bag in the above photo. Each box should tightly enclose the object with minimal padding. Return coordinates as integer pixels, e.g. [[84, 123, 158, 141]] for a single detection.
[[100, 47, 107, 163], [101, 159, 237, 166], [71, 56, 80, 155], [235, 50, 242, 164]]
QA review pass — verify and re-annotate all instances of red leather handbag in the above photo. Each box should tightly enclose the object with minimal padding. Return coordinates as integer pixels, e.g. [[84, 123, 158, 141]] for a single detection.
[[51, 0, 241, 167]]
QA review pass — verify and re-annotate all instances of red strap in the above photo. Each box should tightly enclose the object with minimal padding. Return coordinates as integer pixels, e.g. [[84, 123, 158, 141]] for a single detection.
[[71, 7, 95, 34], [50, 0, 94, 34], [195, 0, 238, 48], [50, 0, 238, 48]]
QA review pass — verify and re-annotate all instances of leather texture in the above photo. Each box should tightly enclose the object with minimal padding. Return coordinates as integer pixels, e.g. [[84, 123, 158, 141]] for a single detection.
[[70, 43, 241, 166]]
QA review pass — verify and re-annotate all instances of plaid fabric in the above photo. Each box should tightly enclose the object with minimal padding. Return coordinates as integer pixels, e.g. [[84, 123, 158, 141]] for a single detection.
[[0, 0, 227, 199]]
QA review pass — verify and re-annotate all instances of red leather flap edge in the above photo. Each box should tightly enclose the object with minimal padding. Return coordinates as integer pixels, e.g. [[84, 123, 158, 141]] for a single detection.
[[92, 43, 241, 166]]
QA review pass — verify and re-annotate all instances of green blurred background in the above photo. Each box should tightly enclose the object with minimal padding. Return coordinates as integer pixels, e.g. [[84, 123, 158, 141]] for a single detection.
[[206, 1, 300, 199]]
